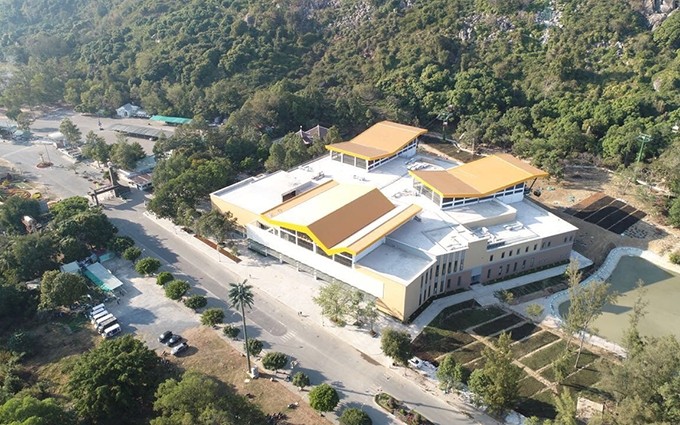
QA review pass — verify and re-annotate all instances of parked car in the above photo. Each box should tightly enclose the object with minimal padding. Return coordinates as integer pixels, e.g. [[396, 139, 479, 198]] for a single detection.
[[171, 342, 188, 356], [166, 334, 182, 346], [158, 331, 173, 343]]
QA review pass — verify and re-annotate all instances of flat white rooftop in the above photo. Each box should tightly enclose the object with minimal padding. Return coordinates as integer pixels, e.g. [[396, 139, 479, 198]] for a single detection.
[[357, 244, 433, 283]]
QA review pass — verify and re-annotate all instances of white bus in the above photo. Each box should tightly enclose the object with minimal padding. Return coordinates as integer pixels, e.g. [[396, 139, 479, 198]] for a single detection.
[[89, 304, 105, 314], [93, 313, 114, 327], [90, 310, 109, 324], [96, 317, 118, 333], [102, 324, 122, 339]]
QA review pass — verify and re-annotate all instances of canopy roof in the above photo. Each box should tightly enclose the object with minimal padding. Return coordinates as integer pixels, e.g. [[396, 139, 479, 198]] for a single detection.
[[150, 115, 192, 125], [325, 121, 427, 161], [410, 154, 548, 198], [261, 181, 421, 255]]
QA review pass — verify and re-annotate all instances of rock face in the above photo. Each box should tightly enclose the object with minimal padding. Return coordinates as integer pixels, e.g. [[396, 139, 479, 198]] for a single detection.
[[642, 0, 678, 28]]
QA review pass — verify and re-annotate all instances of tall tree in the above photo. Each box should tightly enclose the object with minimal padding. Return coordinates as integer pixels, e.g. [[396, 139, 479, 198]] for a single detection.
[[563, 260, 617, 367], [468, 332, 522, 415], [552, 389, 578, 425], [308, 384, 340, 414], [67, 335, 162, 424], [228, 280, 255, 375], [151, 370, 265, 425], [313, 281, 351, 324], [436, 354, 465, 392], [0, 395, 74, 424], [194, 210, 236, 247], [39, 270, 88, 310], [380, 328, 412, 366], [109, 136, 146, 170], [49, 196, 90, 224], [0, 196, 41, 235], [81, 131, 111, 165], [59, 118, 81, 146]]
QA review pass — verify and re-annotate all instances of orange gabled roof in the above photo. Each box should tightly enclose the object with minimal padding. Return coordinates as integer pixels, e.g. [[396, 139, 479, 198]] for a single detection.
[[261, 183, 399, 254], [410, 154, 548, 198], [325, 121, 427, 161]]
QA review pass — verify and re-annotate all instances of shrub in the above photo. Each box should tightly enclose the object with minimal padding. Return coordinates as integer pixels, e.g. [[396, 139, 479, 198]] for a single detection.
[[670, 250, 680, 265], [292, 372, 310, 390], [200, 308, 224, 326], [309, 383, 339, 413], [156, 271, 174, 286], [223, 325, 240, 339], [109, 236, 134, 255], [135, 257, 161, 275], [7, 332, 35, 358], [246, 338, 263, 356], [262, 352, 288, 371], [165, 280, 190, 300], [339, 407, 372, 425], [122, 247, 142, 262], [184, 295, 207, 310]]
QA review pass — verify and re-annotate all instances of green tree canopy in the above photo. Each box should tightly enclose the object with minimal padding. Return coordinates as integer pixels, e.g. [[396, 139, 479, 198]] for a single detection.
[[380, 328, 412, 366], [135, 257, 161, 275], [0, 196, 41, 235], [0, 395, 74, 425], [468, 332, 522, 415], [292, 372, 310, 390], [81, 131, 111, 164], [67, 335, 162, 423], [313, 281, 351, 324], [184, 295, 207, 310], [436, 354, 465, 392], [165, 280, 190, 300], [109, 136, 146, 170], [308, 383, 340, 413], [57, 209, 117, 249], [200, 308, 224, 326], [261, 352, 288, 371], [49, 196, 90, 224], [194, 210, 236, 245], [59, 118, 81, 145], [151, 371, 265, 425], [39, 270, 88, 310], [2, 233, 57, 282], [339, 407, 372, 425]]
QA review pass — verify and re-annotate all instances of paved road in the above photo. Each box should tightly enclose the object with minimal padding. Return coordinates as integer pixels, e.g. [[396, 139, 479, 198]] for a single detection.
[[0, 142, 481, 425]]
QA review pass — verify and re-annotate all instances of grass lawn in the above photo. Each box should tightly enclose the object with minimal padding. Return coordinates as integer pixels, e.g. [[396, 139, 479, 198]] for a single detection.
[[511, 331, 560, 359], [563, 364, 602, 391], [411, 327, 476, 362], [507, 275, 567, 298], [521, 340, 568, 370], [449, 342, 485, 365], [472, 313, 525, 337], [492, 322, 540, 343], [516, 389, 557, 419], [431, 305, 506, 331], [518, 375, 546, 398]]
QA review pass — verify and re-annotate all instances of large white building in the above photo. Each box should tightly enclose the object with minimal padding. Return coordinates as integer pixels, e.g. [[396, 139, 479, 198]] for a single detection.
[[211, 121, 577, 321]]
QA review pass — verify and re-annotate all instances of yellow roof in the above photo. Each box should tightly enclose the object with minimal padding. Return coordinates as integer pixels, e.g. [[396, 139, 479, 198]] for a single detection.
[[325, 121, 427, 161], [410, 154, 548, 198], [261, 181, 420, 255]]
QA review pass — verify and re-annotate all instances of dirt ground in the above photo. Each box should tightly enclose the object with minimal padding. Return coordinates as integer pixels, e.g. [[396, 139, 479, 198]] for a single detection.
[[423, 143, 680, 268], [168, 326, 332, 425]]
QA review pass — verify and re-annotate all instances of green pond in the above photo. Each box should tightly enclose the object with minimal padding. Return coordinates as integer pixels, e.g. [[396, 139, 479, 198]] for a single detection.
[[559, 255, 680, 344]]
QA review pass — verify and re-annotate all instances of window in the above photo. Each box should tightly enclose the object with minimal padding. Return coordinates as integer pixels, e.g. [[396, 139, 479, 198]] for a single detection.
[[525, 247, 529, 253], [501, 252, 505, 259], [447, 279, 451, 290], [509, 250, 512, 257], [513, 263, 517, 272], [457, 276, 461, 286], [522, 260, 526, 269], [517, 249, 520, 255], [548, 241, 551, 247], [564, 237, 568, 243], [569, 236, 573, 241], [435, 265, 440, 276], [498, 267, 502, 276], [447, 263, 452, 274], [487, 269, 491, 279], [489, 255, 494, 262], [534, 244, 538, 251], [506, 264, 510, 273]]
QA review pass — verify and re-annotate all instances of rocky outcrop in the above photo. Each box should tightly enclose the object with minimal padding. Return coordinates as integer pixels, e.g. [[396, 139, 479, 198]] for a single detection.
[[642, 0, 678, 28]]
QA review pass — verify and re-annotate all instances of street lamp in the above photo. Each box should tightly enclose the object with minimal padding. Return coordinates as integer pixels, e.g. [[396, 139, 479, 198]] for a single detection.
[[636, 133, 651, 164]]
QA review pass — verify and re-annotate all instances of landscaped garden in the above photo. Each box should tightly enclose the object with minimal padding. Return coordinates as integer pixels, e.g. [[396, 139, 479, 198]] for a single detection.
[[375, 392, 433, 425], [411, 301, 612, 420]]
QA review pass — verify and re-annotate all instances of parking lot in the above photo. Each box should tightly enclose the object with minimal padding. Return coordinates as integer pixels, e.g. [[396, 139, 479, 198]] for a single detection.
[[94, 258, 199, 353]]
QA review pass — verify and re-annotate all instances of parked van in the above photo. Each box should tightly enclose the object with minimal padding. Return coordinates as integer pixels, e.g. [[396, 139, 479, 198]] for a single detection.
[[102, 324, 122, 339], [93, 313, 114, 327], [89, 305, 106, 317], [96, 317, 118, 333], [89, 303, 105, 314], [90, 310, 109, 324]]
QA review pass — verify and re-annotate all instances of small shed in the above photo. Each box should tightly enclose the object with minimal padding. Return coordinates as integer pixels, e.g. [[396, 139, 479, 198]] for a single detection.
[[60, 261, 81, 274], [150, 115, 192, 126], [116, 103, 147, 118]]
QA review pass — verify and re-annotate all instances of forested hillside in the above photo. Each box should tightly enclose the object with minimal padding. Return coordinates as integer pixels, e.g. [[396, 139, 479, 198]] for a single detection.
[[1, 0, 680, 196]]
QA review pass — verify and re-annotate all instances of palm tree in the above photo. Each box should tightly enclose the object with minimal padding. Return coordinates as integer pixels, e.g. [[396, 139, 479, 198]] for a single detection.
[[229, 279, 255, 375]]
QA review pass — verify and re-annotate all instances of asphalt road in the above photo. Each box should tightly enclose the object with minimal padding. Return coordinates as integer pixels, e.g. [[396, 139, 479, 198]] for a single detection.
[[0, 141, 481, 425]]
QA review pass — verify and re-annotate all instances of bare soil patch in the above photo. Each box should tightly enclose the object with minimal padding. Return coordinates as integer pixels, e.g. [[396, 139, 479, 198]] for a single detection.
[[167, 326, 332, 425]]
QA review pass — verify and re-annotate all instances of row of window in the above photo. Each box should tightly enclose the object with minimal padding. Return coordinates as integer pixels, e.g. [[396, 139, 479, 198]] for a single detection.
[[440, 183, 525, 209], [488, 235, 574, 263], [329, 140, 418, 171], [486, 258, 535, 279], [277, 226, 354, 267]]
